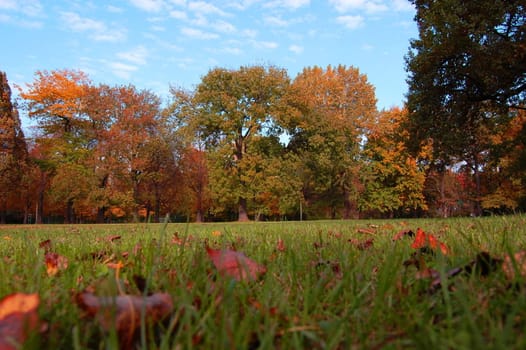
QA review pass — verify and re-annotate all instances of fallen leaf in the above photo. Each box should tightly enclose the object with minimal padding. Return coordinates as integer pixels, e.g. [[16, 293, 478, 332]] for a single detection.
[[502, 250, 526, 281], [357, 227, 375, 235], [410, 228, 449, 255], [276, 239, 286, 252], [45, 252, 68, 276], [75, 292, 173, 349], [38, 239, 52, 252], [0, 293, 41, 350], [206, 246, 266, 282], [392, 230, 414, 241], [348, 238, 374, 250]]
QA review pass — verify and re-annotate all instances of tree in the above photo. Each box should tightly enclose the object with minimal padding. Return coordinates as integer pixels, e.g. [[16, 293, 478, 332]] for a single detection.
[[287, 65, 377, 219], [19, 69, 96, 223], [98, 85, 163, 221], [362, 107, 428, 217], [193, 65, 292, 221], [405, 0, 526, 215], [0, 71, 28, 223]]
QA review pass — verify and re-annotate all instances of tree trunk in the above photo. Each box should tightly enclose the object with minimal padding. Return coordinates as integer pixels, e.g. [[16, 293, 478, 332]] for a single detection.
[[65, 199, 74, 224], [96, 207, 106, 223], [238, 197, 250, 221], [195, 210, 204, 223]]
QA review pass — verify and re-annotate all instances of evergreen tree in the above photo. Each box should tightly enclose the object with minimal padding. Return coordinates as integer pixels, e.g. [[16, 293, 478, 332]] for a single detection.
[[0, 71, 28, 223]]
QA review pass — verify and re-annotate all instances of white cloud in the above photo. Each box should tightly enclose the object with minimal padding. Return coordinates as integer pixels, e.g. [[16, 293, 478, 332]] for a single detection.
[[226, 0, 261, 10], [107, 5, 124, 13], [336, 15, 364, 29], [108, 61, 138, 79], [265, 0, 310, 9], [392, 0, 414, 11], [117, 46, 149, 65], [251, 40, 278, 49], [129, 0, 165, 12], [242, 29, 258, 38], [60, 11, 126, 42], [169, 10, 188, 20], [264, 15, 289, 27], [289, 44, 303, 54], [329, 0, 388, 14], [0, 0, 43, 17], [212, 19, 235, 33], [60, 11, 105, 32], [181, 27, 219, 39], [223, 47, 243, 55], [188, 1, 228, 16], [0, 0, 17, 11]]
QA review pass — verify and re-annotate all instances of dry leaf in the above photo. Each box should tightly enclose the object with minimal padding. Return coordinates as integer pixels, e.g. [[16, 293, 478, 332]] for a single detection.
[[348, 238, 374, 250], [0, 293, 40, 350], [45, 252, 68, 276], [502, 250, 526, 281], [75, 292, 173, 348], [276, 239, 286, 252], [206, 246, 266, 281], [357, 227, 375, 235]]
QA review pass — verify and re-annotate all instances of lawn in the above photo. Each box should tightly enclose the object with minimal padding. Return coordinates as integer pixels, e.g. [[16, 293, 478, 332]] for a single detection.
[[1, 216, 526, 349]]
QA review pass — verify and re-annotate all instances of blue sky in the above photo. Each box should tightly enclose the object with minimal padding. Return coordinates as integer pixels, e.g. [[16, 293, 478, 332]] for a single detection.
[[1, 0, 417, 118]]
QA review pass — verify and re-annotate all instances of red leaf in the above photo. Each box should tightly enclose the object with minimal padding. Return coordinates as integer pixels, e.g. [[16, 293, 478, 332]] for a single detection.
[[0, 293, 41, 350], [276, 239, 286, 252], [206, 246, 267, 281]]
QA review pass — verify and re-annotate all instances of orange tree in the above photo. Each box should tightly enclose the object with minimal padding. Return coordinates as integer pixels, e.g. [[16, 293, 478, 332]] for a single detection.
[[286, 65, 377, 219], [362, 107, 428, 217]]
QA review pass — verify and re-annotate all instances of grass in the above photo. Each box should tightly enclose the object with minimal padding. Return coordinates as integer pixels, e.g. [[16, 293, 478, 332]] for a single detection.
[[1, 216, 526, 349]]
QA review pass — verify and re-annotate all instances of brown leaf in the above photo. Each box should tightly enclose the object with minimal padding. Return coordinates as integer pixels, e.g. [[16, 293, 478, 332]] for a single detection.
[[357, 227, 375, 235], [502, 250, 526, 281], [348, 238, 374, 250], [392, 229, 414, 241], [38, 239, 52, 252], [75, 292, 173, 348], [206, 246, 267, 281], [0, 293, 40, 350], [45, 252, 68, 276]]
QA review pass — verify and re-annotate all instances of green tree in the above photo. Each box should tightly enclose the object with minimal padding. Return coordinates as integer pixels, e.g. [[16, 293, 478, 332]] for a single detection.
[[0, 71, 29, 223], [193, 65, 292, 221], [405, 0, 526, 215]]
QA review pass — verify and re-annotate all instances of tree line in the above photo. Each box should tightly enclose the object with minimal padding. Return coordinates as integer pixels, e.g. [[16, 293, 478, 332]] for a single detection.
[[1, 0, 524, 223]]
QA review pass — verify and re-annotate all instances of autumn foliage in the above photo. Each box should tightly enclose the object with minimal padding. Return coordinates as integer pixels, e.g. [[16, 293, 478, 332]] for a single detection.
[[1, 61, 525, 223]]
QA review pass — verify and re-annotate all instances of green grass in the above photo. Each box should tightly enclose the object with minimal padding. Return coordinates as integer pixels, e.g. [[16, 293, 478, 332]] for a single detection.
[[1, 216, 526, 349]]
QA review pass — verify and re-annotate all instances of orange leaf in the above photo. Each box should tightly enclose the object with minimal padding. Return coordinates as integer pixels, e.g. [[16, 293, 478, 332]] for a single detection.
[[0, 293, 40, 350], [206, 246, 266, 281], [45, 252, 69, 276], [410, 228, 449, 255]]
